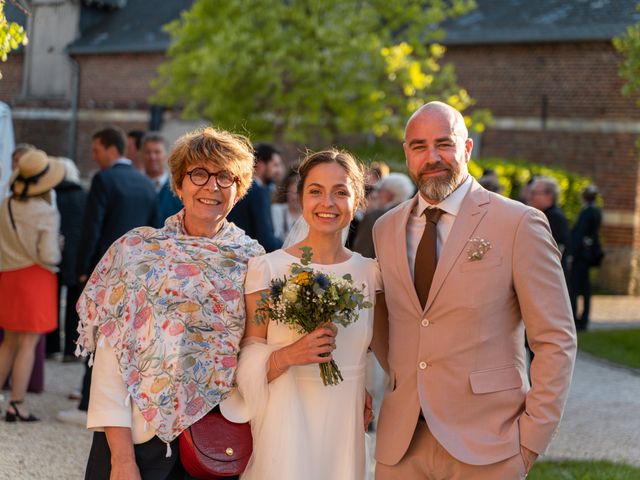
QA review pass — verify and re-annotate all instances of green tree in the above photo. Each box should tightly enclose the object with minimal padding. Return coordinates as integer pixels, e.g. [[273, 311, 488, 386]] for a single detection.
[[613, 3, 640, 109], [614, 3, 640, 100], [0, 0, 28, 78], [153, 0, 489, 145]]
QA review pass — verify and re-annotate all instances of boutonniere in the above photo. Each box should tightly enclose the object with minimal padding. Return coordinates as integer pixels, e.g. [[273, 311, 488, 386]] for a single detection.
[[466, 237, 491, 261]]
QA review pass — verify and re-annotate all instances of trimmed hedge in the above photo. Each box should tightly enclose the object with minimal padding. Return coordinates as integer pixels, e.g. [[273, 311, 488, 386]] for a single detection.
[[348, 141, 594, 223], [469, 158, 593, 223]]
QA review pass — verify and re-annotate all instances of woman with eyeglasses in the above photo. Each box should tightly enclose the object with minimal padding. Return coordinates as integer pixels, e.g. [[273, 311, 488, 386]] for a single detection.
[[76, 127, 264, 480]]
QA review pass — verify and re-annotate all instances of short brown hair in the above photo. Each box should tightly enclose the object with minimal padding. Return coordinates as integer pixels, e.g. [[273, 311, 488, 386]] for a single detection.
[[297, 149, 365, 208], [141, 132, 167, 149], [93, 127, 127, 155], [368, 161, 390, 182], [168, 127, 255, 199]]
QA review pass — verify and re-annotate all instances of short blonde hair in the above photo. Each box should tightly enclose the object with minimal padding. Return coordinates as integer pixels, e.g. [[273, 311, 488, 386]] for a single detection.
[[168, 127, 255, 199]]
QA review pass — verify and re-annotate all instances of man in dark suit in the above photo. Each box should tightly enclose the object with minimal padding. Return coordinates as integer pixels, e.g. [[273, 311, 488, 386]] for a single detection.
[[567, 185, 603, 331], [227, 143, 284, 251], [141, 132, 182, 227], [57, 126, 157, 426], [126, 129, 146, 172], [76, 127, 158, 280], [525, 176, 571, 363], [528, 177, 570, 272]]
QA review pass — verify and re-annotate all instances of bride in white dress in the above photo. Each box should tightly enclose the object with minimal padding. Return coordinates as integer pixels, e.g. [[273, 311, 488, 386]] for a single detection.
[[229, 150, 386, 480]]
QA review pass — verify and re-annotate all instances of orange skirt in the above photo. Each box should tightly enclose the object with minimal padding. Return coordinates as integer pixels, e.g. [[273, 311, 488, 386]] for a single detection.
[[0, 265, 58, 333]]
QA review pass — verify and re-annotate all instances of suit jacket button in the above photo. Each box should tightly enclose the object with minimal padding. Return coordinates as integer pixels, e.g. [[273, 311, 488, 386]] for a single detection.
[[419, 361, 427, 370], [421, 319, 430, 327]]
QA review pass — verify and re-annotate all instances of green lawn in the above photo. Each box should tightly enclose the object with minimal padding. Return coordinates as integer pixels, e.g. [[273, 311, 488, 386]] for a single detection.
[[529, 460, 640, 479], [577, 328, 640, 369]]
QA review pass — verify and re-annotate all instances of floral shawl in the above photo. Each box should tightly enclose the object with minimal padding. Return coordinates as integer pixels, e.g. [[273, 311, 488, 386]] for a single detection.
[[76, 211, 264, 443]]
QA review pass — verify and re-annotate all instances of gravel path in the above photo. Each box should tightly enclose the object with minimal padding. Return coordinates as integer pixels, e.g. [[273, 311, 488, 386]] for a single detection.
[[1, 296, 639, 478], [543, 352, 640, 466], [0, 361, 91, 480]]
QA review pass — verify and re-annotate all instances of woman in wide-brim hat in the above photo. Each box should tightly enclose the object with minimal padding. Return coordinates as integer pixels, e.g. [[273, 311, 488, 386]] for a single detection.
[[0, 149, 65, 422]]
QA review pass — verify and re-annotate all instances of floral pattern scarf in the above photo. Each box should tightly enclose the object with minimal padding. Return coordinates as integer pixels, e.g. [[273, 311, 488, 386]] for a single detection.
[[76, 211, 264, 442]]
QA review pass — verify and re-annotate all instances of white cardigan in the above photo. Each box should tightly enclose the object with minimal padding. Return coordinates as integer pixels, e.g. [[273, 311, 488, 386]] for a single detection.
[[0, 195, 61, 272]]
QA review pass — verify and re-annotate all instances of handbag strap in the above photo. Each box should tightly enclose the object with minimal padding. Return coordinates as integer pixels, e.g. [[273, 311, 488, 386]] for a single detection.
[[7, 197, 16, 231]]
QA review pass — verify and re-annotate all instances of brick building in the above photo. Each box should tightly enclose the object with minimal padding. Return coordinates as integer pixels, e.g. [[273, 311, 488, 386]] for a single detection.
[[2, 0, 640, 294], [0, 0, 193, 174], [442, 1, 640, 294]]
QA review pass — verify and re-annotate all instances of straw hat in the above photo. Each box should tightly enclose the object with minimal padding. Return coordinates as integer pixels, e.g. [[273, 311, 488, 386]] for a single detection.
[[10, 149, 66, 198]]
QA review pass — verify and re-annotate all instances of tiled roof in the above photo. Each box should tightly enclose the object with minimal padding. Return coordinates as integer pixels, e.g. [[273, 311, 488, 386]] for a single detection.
[[82, 0, 128, 9], [7, 0, 640, 55], [443, 0, 640, 45], [4, 1, 27, 26], [68, 0, 194, 54]]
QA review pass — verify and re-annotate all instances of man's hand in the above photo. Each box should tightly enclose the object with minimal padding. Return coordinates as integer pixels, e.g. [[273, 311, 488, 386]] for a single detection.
[[364, 389, 374, 431], [79, 274, 88, 284], [520, 446, 538, 473]]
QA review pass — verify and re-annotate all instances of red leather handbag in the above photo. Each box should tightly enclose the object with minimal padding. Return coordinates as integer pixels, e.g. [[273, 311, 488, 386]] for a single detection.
[[179, 411, 253, 479]]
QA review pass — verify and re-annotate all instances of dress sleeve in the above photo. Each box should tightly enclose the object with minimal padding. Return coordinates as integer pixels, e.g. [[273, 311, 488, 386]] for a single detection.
[[245, 254, 272, 294], [87, 341, 133, 431]]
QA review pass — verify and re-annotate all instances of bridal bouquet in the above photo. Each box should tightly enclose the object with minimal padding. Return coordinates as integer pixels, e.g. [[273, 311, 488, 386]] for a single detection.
[[255, 247, 372, 386]]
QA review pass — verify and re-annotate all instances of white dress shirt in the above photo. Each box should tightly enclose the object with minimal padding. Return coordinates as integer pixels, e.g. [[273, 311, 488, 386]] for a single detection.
[[150, 172, 169, 192], [87, 341, 156, 444], [406, 175, 472, 281], [114, 158, 132, 166]]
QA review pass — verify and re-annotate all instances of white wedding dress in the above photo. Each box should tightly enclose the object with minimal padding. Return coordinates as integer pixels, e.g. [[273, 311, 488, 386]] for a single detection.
[[234, 249, 381, 480]]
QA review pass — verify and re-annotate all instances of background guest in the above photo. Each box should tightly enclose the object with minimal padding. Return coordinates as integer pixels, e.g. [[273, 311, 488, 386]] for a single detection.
[[0, 150, 65, 422], [126, 129, 146, 172], [365, 160, 390, 188], [347, 161, 391, 248], [527, 176, 570, 272], [141, 132, 183, 226], [271, 169, 301, 242], [568, 185, 603, 331], [525, 175, 571, 363], [478, 168, 504, 194], [44, 158, 87, 361], [57, 126, 157, 427], [228, 142, 284, 251], [11, 143, 35, 170], [352, 172, 415, 259]]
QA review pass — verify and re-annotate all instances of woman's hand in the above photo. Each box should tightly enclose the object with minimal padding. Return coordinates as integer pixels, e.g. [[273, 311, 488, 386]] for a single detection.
[[280, 324, 337, 367], [267, 324, 337, 382]]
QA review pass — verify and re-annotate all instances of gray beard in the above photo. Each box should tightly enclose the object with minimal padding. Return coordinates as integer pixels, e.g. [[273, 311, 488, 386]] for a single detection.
[[417, 172, 459, 203]]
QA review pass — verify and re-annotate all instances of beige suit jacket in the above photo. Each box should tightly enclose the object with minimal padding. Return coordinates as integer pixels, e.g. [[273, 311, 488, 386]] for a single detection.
[[372, 179, 576, 466]]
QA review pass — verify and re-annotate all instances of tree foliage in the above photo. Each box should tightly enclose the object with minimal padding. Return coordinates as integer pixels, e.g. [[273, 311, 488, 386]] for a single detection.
[[153, 0, 490, 145], [0, 1, 28, 78], [614, 3, 640, 100]]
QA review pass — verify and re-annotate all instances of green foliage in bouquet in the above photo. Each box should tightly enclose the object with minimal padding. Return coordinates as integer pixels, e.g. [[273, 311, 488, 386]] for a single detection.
[[255, 247, 372, 385]]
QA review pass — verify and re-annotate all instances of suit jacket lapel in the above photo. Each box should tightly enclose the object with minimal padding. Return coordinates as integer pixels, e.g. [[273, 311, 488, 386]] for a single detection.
[[425, 180, 490, 310], [395, 195, 424, 315]]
